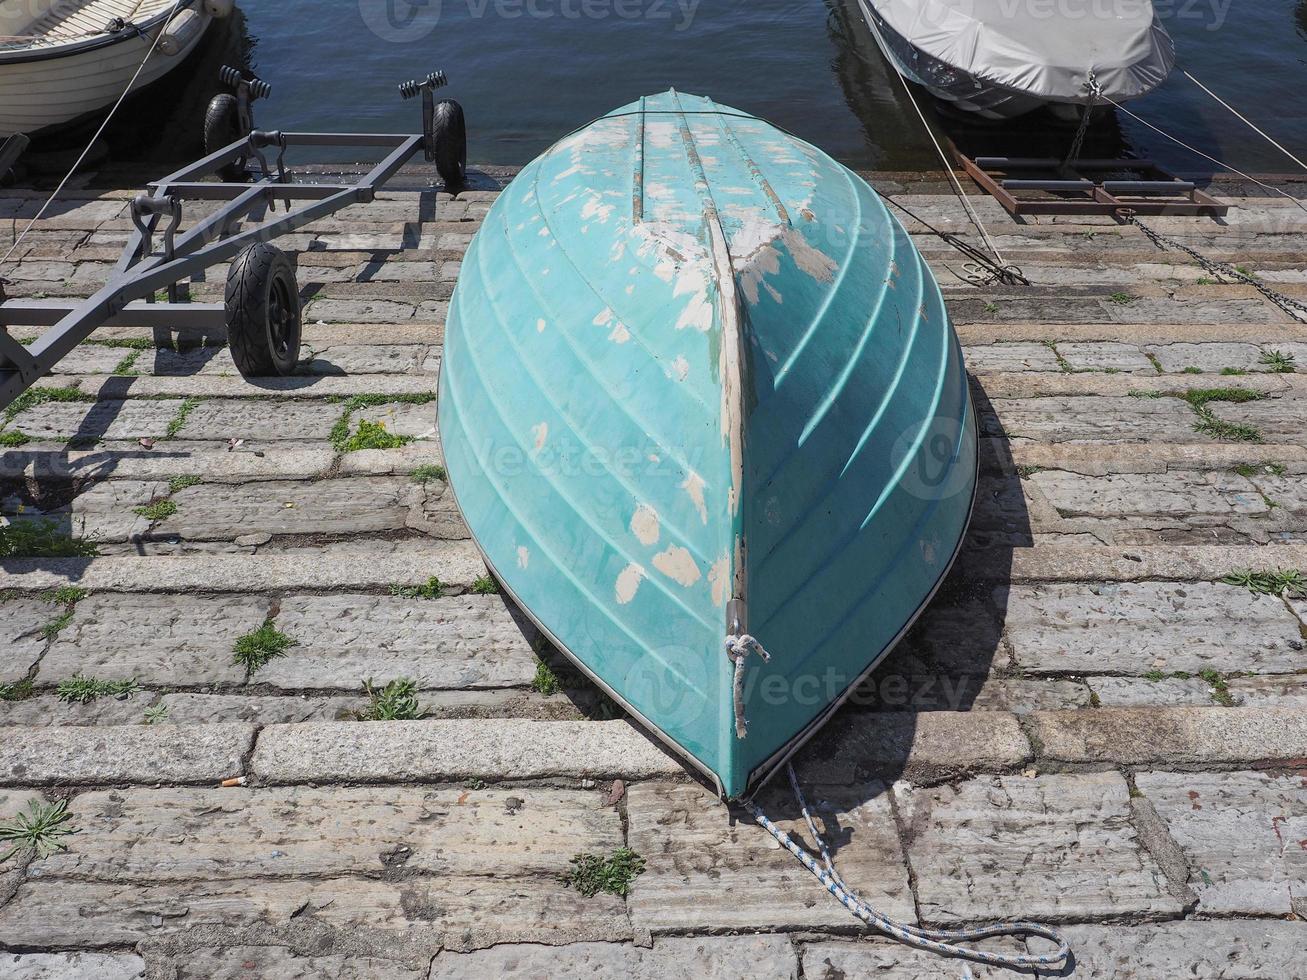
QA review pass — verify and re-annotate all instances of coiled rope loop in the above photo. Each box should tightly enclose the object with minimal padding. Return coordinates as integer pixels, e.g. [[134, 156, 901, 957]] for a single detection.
[[723, 633, 769, 738], [744, 764, 1072, 972]]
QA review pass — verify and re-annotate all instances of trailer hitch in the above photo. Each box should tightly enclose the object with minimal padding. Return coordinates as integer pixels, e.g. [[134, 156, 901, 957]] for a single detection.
[[247, 130, 290, 193], [131, 194, 184, 302], [398, 70, 448, 163]]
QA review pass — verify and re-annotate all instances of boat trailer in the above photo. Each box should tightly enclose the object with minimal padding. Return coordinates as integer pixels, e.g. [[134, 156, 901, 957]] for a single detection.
[[0, 67, 465, 411]]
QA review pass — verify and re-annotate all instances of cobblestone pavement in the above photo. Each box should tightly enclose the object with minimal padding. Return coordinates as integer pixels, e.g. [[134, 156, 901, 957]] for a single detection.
[[1, 172, 1306, 978]]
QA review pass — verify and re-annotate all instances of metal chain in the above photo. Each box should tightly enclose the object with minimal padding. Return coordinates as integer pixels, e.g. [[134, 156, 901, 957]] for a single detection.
[[1061, 72, 1101, 172], [1123, 211, 1307, 323], [884, 197, 1030, 287]]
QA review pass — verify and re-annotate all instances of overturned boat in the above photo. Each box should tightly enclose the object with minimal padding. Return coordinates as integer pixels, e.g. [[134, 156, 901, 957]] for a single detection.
[[438, 91, 977, 798], [854, 0, 1176, 120], [0, 0, 230, 138]]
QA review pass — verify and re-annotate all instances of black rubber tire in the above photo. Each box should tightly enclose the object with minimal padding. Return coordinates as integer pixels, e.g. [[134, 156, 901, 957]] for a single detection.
[[432, 99, 467, 191], [225, 242, 302, 378], [204, 93, 246, 182]]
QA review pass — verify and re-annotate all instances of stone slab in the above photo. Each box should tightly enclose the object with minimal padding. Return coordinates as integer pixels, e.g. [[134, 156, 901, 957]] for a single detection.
[[251, 719, 682, 783], [154, 478, 415, 540], [3, 479, 159, 543], [0, 723, 254, 785], [0, 694, 157, 727], [429, 936, 799, 979], [982, 396, 1202, 443], [895, 772, 1182, 925], [41, 786, 620, 882], [1002, 582, 1305, 676], [348, 400, 438, 440], [963, 343, 1062, 374], [626, 781, 914, 932], [0, 599, 51, 684], [0, 876, 625, 948], [176, 400, 343, 441], [261, 594, 536, 691], [1030, 470, 1266, 517], [157, 693, 364, 724], [7, 399, 182, 441], [802, 921, 1307, 979], [1056, 342, 1156, 374], [40, 593, 269, 686], [1209, 397, 1307, 444], [1135, 770, 1306, 916], [165, 948, 423, 980], [1028, 706, 1307, 766], [0, 953, 145, 980]]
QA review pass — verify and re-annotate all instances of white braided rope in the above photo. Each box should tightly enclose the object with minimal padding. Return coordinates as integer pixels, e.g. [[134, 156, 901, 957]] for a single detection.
[[723, 633, 769, 738], [743, 764, 1071, 972]]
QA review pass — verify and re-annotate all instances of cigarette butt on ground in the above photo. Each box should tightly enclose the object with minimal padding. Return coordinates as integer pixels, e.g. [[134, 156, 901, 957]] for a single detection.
[[220, 776, 248, 787]]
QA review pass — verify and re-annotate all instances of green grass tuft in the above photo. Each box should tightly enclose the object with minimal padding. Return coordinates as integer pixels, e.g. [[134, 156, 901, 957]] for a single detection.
[[0, 520, 98, 559], [1182, 366, 1202, 374], [167, 475, 201, 495], [111, 351, 141, 376], [532, 658, 560, 697], [0, 679, 34, 701], [0, 799, 77, 863], [470, 574, 499, 595], [562, 848, 646, 898], [41, 586, 87, 605], [164, 397, 201, 439], [56, 675, 138, 704], [1220, 367, 1247, 376], [233, 620, 296, 675], [3, 386, 91, 424], [1259, 350, 1295, 374], [143, 703, 169, 725], [356, 678, 426, 721], [1221, 568, 1306, 597], [389, 576, 445, 600], [1143, 669, 1166, 682], [328, 394, 436, 452], [0, 430, 30, 448], [1181, 388, 1263, 443], [1181, 388, 1262, 408], [340, 419, 413, 453], [1198, 668, 1235, 707], [41, 611, 74, 640], [134, 498, 178, 521], [1016, 464, 1042, 479], [1109, 292, 1133, 305], [411, 464, 447, 483]]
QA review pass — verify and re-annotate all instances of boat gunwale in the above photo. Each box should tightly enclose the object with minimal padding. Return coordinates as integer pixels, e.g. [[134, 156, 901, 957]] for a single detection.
[[0, 0, 199, 66]]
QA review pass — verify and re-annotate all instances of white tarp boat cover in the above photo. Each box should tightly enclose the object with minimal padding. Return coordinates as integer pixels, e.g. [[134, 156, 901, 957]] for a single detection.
[[870, 0, 1175, 102]]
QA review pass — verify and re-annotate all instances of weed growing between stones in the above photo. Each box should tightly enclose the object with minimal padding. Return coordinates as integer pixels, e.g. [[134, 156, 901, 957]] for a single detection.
[[563, 848, 646, 898], [0, 799, 76, 863], [1230, 462, 1287, 478], [357, 678, 426, 721], [164, 398, 201, 439], [134, 498, 178, 521], [532, 658, 560, 696], [0, 679, 34, 701], [56, 675, 139, 704], [42, 586, 87, 605], [1199, 668, 1236, 707], [1221, 367, 1247, 376], [327, 393, 435, 453], [1259, 350, 1295, 373], [143, 703, 169, 725], [390, 576, 445, 600], [470, 575, 499, 595], [168, 475, 201, 494], [41, 611, 74, 640], [0, 520, 98, 559], [1181, 387, 1263, 443], [1144, 352, 1163, 373], [1221, 568, 1307, 597], [1109, 292, 1133, 305], [0, 430, 30, 447], [341, 419, 412, 453], [233, 620, 296, 675], [111, 351, 141, 376], [1016, 465, 1043, 479], [1182, 366, 1202, 374], [411, 464, 447, 483], [2, 385, 91, 425]]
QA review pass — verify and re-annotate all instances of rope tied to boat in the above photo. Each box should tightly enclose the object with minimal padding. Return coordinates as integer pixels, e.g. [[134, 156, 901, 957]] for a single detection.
[[745, 763, 1072, 973], [723, 633, 770, 738]]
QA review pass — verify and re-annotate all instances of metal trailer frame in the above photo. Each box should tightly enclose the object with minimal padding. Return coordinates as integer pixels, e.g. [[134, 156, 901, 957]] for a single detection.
[[0, 69, 454, 412]]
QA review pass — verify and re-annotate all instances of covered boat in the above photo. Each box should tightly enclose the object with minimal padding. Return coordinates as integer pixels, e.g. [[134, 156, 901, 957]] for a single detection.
[[438, 91, 977, 798], [0, 0, 228, 138], [854, 0, 1176, 119]]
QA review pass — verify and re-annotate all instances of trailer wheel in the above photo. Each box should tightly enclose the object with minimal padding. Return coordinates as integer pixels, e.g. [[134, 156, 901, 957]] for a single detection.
[[204, 93, 246, 181], [225, 242, 302, 378], [432, 99, 467, 190]]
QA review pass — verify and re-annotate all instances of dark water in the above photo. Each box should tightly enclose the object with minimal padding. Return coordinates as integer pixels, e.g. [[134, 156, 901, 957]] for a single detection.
[[28, 0, 1307, 176]]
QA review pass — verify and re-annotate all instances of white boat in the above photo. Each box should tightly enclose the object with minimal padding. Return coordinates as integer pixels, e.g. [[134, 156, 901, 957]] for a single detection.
[[853, 0, 1176, 120], [0, 0, 232, 138]]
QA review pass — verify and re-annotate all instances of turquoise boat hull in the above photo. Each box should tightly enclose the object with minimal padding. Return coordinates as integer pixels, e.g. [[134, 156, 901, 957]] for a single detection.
[[438, 91, 976, 798]]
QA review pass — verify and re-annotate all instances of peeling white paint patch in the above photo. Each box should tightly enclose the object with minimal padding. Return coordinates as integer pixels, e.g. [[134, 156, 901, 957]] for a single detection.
[[630, 504, 660, 546], [653, 545, 701, 587], [517, 546, 530, 569], [592, 307, 613, 327], [670, 354, 689, 382], [531, 422, 548, 452], [615, 562, 645, 605], [682, 471, 708, 524], [708, 556, 729, 607], [536, 318, 547, 333]]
